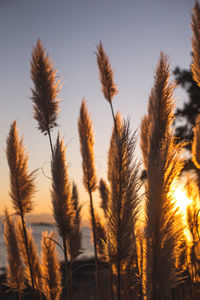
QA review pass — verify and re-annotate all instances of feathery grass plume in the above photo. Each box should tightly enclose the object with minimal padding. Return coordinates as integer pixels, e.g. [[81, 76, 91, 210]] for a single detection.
[[51, 134, 74, 239], [4, 209, 24, 299], [6, 121, 35, 215], [6, 120, 36, 297], [51, 133, 74, 300], [96, 41, 118, 103], [17, 221, 43, 293], [140, 114, 151, 170], [185, 178, 200, 283], [191, 1, 200, 87], [91, 210, 107, 260], [78, 99, 100, 300], [107, 112, 123, 183], [78, 99, 97, 192], [68, 182, 82, 262], [99, 178, 110, 217], [41, 232, 61, 300], [105, 119, 140, 300], [96, 41, 119, 135], [144, 53, 184, 300], [30, 39, 61, 154], [192, 114, 200, 169]]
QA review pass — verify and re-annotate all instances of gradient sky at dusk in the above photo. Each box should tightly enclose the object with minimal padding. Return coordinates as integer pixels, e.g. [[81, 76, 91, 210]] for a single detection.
[[0, 0, 194, 218]]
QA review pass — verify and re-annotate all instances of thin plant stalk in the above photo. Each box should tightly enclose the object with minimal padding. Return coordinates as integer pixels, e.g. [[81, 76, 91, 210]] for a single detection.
[[63, 237, 72, 300], [89, 190, 100, 300]]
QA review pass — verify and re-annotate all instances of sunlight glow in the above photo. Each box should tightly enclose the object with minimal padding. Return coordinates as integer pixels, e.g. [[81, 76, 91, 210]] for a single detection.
[[173, 186, 192, 215]]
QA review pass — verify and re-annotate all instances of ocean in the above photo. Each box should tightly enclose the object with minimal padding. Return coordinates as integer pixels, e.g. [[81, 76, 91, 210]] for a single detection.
[[0, 223, 93, 274]]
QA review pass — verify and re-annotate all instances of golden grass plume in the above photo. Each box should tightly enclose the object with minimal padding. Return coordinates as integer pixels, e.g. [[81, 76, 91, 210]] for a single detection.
[[41, 232, 61, 300], [4, 209, 25, 294], [17, 221, 43, 292], [107, 112, 123, 183], [51, 134, 74, 239], [105, 119, 140, 270], [144, 53, 184, 299], [96, 41, 118, 103], [99, 178, 110, 217], [30, 38, 61, 135], [192, 114, 200, 169], [191, 1, 200, 87], [78, 99, 97, 193], [6, 121, 35, 215], [68, 182, 82, 262]]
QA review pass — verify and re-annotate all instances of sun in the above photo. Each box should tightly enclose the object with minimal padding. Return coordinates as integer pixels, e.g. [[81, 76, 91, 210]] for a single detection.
[[173, 185, 192, 216]]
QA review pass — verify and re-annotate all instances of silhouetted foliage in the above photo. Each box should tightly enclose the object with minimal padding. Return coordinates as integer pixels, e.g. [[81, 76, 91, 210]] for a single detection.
[[173, 66, 200, 142]]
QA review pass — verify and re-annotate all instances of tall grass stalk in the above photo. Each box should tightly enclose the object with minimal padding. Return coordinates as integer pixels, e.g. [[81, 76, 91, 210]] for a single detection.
[[6, 121, 36, 299], [51, 134, 74, 300], [78, 99, 100, 300], [142, 53, 184, 300]]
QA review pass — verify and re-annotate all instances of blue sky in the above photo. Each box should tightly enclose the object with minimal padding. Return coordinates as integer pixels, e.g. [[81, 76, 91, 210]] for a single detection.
[[0, 0, 194, 216]]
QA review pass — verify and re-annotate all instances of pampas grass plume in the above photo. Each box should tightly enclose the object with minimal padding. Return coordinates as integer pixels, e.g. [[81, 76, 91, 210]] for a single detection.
[[41, 232, 61, 300], [6, 121, 35, 216], [144, 53, 184, 300], [99, 178, 110, 217], [4, 209, 25, 295], [192, 114, 200, 168], [17, 221, 43, 292], [140, 114, 150, 170], [96, 41, 118, 103], [78, 99, 97, 193], [191, 1, 200, 87], [30, 39, 61, 135], [51, 134, 74, 239], [68, 182, 82, 262], [107, 112, 123, 183]]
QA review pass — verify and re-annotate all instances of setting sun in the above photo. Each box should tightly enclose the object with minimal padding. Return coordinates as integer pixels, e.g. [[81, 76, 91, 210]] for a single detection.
[[173, 185, 192, 216]]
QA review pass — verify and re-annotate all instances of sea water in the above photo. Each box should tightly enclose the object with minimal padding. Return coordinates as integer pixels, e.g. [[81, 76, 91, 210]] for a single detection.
[[0, 223, 93, 274]]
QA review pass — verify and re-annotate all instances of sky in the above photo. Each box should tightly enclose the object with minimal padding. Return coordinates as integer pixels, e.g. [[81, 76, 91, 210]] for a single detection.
[[0, 0, 194, 220]]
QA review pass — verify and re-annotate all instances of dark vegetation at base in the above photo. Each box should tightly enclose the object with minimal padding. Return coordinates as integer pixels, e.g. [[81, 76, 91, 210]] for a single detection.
[[0, 259, 109, 300], [0, 258, 200, 300]]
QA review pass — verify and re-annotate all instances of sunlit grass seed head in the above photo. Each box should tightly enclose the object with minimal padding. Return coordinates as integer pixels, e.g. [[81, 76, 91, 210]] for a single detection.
[[41, 232, 61, 300], [192, 114, 200, 169], [78, 99, 97, 193], [17, 221, 43, 292], [6, 121, 35, 215], [68, 182, 83, 262], [4, 209, 25, 294], [51, 134, 74, 239], [30, 38, 61, 135], [96, 41, 118, 103], [191, 1, 200, 87], [145, 53, 184, 299], [107, 112, 123, 183]]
